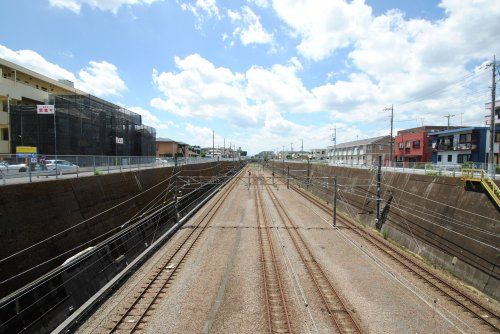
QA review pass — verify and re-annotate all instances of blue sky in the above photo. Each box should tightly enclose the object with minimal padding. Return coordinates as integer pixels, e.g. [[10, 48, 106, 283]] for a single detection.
[[0, 0, 498, 154]]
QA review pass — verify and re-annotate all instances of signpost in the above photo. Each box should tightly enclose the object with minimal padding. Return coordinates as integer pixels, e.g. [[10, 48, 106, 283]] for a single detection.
[[16, 146, 37, 155], [37, 105, 57, 178]]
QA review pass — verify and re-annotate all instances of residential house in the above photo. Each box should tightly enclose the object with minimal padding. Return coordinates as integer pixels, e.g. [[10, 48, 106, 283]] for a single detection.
[[429, 127, 488, 164], [156, 138, 197, 157], [394, 126, 453, 163]]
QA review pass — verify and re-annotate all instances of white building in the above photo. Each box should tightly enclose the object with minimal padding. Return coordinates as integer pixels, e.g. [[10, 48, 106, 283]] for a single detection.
[[309, 148, 327, 160], [0, 58, 87, 153], [329, 136, 392, 165]]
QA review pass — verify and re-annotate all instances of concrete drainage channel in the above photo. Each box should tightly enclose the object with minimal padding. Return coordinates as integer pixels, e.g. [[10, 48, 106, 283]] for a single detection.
[[0, 164, 243, 334]]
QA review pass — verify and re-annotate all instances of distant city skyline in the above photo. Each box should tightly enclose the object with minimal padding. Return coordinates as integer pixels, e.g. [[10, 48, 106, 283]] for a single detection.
[[0, 0, 499, 154]]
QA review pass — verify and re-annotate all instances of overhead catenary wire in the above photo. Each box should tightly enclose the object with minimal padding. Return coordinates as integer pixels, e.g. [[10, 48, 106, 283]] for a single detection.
[[293, 192, 473, 334], [293, 172, 499, 252], [0, 163, 243, 330], [336, 183, 499, 238], [308, 175, 499, 241], [0, 164, 240, 285], [0, 162, 236, 264], [0, 170, 180, 264]]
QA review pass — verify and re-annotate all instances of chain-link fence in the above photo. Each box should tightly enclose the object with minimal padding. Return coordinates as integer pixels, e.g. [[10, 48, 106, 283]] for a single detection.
[[271, 159, 500, 179], [0, 155, 236, 186]]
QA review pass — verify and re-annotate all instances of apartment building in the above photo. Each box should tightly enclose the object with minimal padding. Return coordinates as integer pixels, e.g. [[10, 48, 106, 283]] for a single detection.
[[394, 126, 451, 163], [429, 127, 488, 164], [331, 135, 392, 165], [309, 148, 327, 160], [0, 57, 155, 156]]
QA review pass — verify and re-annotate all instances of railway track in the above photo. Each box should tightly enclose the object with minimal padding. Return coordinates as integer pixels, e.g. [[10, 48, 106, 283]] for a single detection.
[[254, 175, 293, 334], [287, 180, 500, 333], [104, 170, 241, 333], [260, 178, 363, 334]]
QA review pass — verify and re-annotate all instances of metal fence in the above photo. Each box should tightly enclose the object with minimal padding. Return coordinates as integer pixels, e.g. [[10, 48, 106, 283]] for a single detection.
[[0, 155, 238, 186], [269, 158, 500, 180]]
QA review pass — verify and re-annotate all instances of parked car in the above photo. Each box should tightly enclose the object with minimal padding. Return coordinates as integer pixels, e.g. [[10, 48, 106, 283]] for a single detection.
[[44, 160, 79, 174], [155, 158, 168, 166], [0, 161, 28, 172]]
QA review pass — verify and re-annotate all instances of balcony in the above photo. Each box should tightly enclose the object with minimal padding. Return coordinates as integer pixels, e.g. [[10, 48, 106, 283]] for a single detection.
[[457, 143, 477, 150], [434, 144, 453, 151]]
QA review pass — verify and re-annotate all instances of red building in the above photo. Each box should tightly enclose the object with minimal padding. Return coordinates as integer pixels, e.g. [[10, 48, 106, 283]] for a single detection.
[[394, 126, 451, 163]]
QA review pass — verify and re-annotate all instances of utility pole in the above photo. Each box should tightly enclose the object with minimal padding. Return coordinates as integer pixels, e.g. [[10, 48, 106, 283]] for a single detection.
[[272, 159, 275, 185], [174, 155, 179, 224], [290, 142, 293, 155], [307, 158, 311, 189], [332, 126, 336, 163], [384, 105, 394, 166], [488, 55, 497, 176], [287, 166, 290, 189], [212, 130, 215, 161], [376, 156, 382, 230], [223, 138, 225, 158], [282, 145, 285, 174], [332, 176, 337, 228], [444, 114, 455, 129], [301, 139, 304, 160]]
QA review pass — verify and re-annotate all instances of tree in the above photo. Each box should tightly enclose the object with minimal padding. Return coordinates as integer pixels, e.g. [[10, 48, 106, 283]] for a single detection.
[[264, 154, 269, 162], [200, 151, 206, 158]]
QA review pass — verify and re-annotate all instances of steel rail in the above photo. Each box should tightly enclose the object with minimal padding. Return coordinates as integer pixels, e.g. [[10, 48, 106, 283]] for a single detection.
[[254, 175, 293, 334], [288, 181, 500, 333], [264, 182, 363, 334], [107, 169, 242, 333]]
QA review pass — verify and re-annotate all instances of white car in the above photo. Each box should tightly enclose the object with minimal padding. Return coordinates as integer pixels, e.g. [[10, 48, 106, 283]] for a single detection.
[[0, 161, 28, 172], [155, 158, 168, 166], [45, 160, 79, 173]]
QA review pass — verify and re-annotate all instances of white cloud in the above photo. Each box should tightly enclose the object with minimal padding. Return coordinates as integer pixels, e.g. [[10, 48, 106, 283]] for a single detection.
[[127, 106, 172, 129], [180, 0, 220, 28], [0, 44, 77, 82], [271, 0, 500, 127], [48, 0, 160, 14], [228, 6, 273, 45], [272, 0, 372, 61], [0, 44, 127, 97], [184, 123, 225, 147], [76, 61, 127, 96], [246, 0, 268, 8]]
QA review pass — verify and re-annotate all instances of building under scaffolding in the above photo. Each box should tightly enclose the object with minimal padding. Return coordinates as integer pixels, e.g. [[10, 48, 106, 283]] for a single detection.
[[9, 94, 155, 156]]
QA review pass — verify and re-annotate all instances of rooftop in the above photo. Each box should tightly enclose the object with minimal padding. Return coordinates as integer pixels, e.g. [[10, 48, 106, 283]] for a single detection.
[[428, 127, 488, 136], [335, 135, 391, 149]]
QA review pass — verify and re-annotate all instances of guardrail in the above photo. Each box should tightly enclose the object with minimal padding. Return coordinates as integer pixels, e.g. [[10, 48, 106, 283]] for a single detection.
[[0, 155, 241, 186]]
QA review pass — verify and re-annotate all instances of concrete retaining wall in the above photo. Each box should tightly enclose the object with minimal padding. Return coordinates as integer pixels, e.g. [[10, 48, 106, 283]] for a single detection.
[[0, 162, 232, 297], [283, 162, 500, 300]]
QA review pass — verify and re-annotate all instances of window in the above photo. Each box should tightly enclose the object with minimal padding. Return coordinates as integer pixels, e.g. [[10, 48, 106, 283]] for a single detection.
[[438, 155, 442, 162], [459, 133, 472, 143], [398, 142, 403, 149], [447, 155, 452, 162], [405, 140, 411, 148], [495, 132, 500, 143], [458, 154, 472, 163], [1, 128, 8, 141], [412, 140, 420, 148]]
